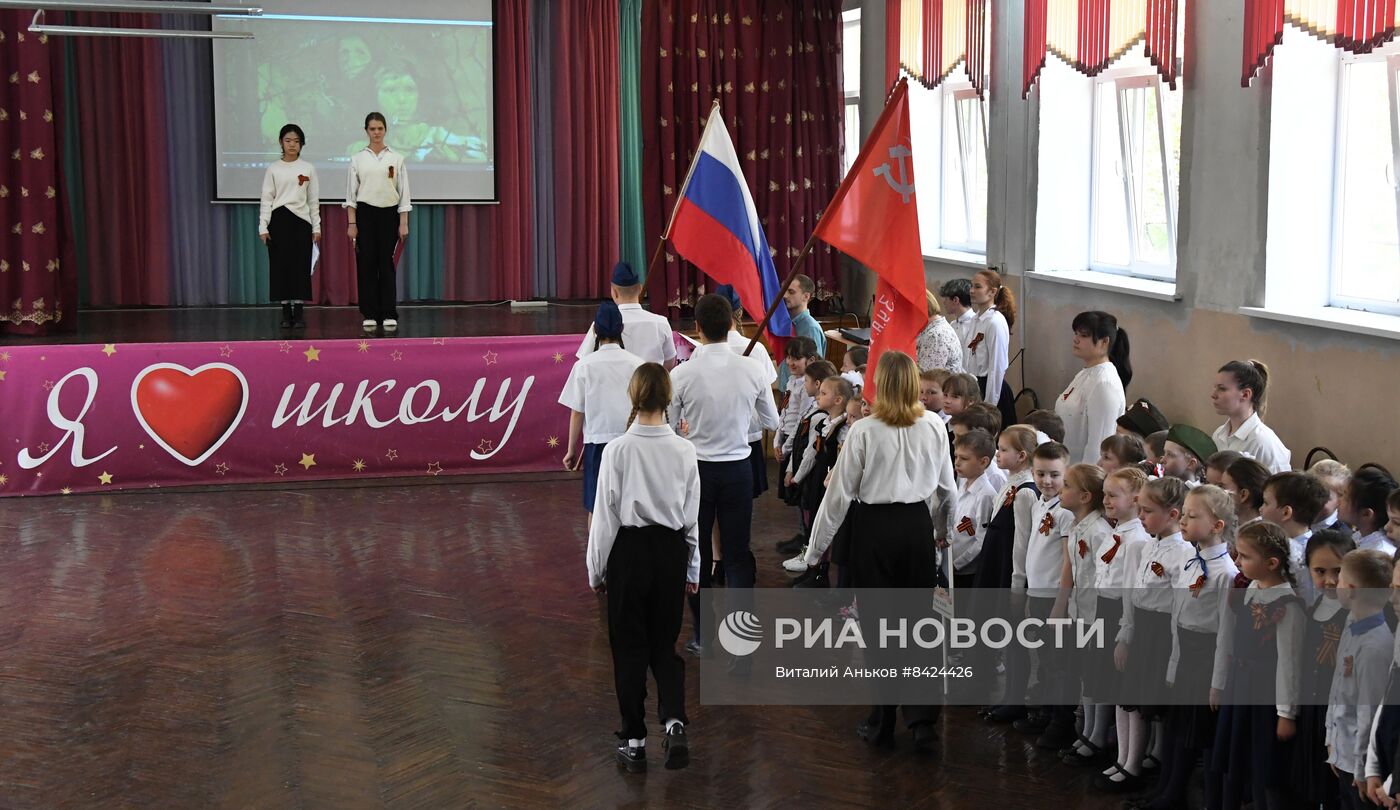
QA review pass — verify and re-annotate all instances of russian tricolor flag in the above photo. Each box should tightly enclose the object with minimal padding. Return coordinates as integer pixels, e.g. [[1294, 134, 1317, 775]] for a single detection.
[[667, 111, 793, 342]]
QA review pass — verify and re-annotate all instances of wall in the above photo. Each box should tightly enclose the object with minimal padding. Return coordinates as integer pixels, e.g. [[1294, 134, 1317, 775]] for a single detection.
[[858, 0, 1400, 467]]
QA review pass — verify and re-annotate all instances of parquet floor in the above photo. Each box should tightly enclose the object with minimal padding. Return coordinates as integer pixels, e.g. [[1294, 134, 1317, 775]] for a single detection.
[[0, 476, 1133, 809]]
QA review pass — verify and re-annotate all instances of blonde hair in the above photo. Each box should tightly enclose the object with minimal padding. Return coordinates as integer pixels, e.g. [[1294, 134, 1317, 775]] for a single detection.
[[1238, 522, 1297, 587], [1342, 549, 1395, 591], [871, 351, 924, 428], [1000, 424, 1039, 458], [1107, 465, 1149, 494], [925, 290, 944, 319], [1141, 476, 1187, 513], [1066, 463, 1107, 512], [625, 363, 671, 430], [1308, 459, 1352, 493], [920, 367, 952, 385], [1187, 484, 1240, 549]]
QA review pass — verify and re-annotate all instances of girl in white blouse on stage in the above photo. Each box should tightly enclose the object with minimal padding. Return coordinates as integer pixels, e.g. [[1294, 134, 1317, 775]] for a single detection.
[[345, 112, 411, 333], [965, 269, 1017, 432], [1210, 360, 1292, 474], [258, 124, 321, 331], [1056, 311, 1132, 465]]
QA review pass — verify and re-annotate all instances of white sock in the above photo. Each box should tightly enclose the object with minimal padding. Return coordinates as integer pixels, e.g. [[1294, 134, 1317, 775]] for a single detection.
[[664, 719, 683, 733], [1106, 706, 1130, 776], [628, 738, 645, 748], [1124, 710, 1149, 776], [1089, 703, 1111, 748]]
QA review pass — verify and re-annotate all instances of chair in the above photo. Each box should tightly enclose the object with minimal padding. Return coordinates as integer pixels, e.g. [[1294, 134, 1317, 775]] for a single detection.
[[1013, 388, 1040, 425], [1303, 446, 1340, 470]]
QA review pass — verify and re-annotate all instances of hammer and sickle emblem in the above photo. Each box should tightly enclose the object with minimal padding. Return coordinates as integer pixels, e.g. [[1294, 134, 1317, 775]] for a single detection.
[[873, 145, 914, 203]]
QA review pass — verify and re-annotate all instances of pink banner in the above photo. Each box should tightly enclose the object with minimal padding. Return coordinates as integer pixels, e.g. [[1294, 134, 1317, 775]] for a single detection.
[[0, 334, 582, 497]]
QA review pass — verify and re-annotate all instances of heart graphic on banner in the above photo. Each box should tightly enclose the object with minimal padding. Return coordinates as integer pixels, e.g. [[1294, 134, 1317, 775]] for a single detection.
[[130, 363, 249, 466]]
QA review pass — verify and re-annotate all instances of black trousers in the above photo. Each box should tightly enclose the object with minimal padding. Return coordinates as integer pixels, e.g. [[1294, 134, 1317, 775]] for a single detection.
[[688, 458, 755, 648], [607, 525, 689, 740], [1025, 595, 1076, 730], [355, 202, 399, 320], [976, 375, 1018, 433]]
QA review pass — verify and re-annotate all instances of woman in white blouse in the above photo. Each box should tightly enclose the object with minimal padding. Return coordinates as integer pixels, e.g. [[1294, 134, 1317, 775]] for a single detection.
[[345, 112, 412, 333], [801, 350, 956, 753], [915, 291, 965, 374], [258, 124, 320, 330], [1055, 311, 1131, 465], [965, 269, 1017, 433], [1210, 360, 1292, 473]]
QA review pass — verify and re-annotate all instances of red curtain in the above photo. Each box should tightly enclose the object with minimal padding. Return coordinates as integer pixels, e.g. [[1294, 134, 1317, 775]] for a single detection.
[[69, 13, 172, 306], [640, 0, 845, 313], [1242, 0, 1399, 87], [0, 13, 75, 334], [1022, 0, 1180, 97], [549, 0, 619, 300], [897, 0, 988, 97]]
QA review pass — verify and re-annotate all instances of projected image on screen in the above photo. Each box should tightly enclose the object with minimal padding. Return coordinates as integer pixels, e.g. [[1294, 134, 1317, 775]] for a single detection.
[[213, 0, 495, 202]]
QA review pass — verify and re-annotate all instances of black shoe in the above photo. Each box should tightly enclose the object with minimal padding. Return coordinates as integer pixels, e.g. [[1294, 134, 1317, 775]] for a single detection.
[[279, 303, 293, 329], [776, 535, 804, 555], [615, 743, 646, 772], [985, 705, 1028, 723], [1094, 766, 1145, 793], [792, 566, 829, 589], [911, 722, 937, 755], [856, 720, 894, 748], [684, 640, 704, 658], [1036, 723, 1079, 751], [1012, 712, 1050, 735], [663, 724, 689, 770], [292, 302, 305, 328]]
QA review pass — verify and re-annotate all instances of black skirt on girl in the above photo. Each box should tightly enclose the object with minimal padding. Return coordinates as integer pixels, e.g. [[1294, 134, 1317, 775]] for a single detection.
[[1120, 607, 1173, 718], [1169, 627, 1220, 751], [1084, 595, 1124, 702], [267, 206, 313, 301], [1289, 597, 1346, 805]]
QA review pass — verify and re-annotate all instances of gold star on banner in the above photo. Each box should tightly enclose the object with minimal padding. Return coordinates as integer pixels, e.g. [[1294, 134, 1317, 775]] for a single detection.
[[60, 487, 71, 495], [41, 380, 54, 391], [214, 462, 229, 475], [352, 459, 366, 472], [546, 436, 559, 448], [357, 340, 370, 353], [101, 343, 115, 357], [38, 442, 49, 453], [219, 344, 233, 358], [97, 471, 113, 485], [385, 449, 398, 461], [482, 350, 498, 366], [299, 453, 316, 470], [426, 461, 443, 476], [552, 352, 564, 364], [0, 474, 7, 486], [390, 350, 403, 362], [303, 346, 320, 362], [273, 463, 288, 476], [278, 341, 291, 354], [476, 439, 494, 454], [0, 350, 10, 361], [0, 370, 6, 382]]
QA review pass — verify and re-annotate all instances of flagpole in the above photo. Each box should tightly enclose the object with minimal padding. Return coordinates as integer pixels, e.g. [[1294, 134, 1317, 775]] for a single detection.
[[742, 230, 820, 357], [644, 98, 724, 284]]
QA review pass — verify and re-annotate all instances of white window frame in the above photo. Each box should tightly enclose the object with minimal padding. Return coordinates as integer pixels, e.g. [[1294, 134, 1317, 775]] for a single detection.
[[842, 8, 861, 178], [1088, 69, 1178, 281], [1327, 52, 1400, 317], [939, 82, 989, 254]]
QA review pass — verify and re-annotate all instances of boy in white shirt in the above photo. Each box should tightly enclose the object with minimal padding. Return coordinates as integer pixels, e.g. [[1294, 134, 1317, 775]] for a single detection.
[[950, 429, 999, 584], [1261, 471, 1330, 604], [1326, 550, 1395, 803]]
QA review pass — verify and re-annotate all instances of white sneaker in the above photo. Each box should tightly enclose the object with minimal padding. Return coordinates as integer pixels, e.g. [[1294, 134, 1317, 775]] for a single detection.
[[782, 549, 809, 573], [383, 319, 398, 331], [362, 319, 376, 330]]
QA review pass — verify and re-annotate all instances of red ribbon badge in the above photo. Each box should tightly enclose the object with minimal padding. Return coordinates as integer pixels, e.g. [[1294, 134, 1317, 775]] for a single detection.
[[957, 516, 976, 536], [388, 165, 395, 179], [1188, 574, 1207, 598], [1039, 513, 1055, 536], [1077, 538, 1089, 558], [1003, 487, 1017, 508], [1149, 561, 1166, 578], [1100, 535, 1122, 564], [967, 332, 986, 352], [1062, 387, 1074, 401], [297, 174, 309, 186]]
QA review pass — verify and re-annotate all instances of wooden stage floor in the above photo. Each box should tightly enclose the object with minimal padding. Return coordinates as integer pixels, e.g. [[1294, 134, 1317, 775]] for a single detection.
[[0, 474, 1132, 809]]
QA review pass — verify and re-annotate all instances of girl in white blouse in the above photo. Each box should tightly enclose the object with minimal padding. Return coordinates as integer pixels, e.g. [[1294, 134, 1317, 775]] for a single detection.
[[345, 112, 411, 333], [965, 269, 1017, 432], [1210, 360, 1292, 474], [257, 124, 321, 330], [1056, 311, 1132, 465]]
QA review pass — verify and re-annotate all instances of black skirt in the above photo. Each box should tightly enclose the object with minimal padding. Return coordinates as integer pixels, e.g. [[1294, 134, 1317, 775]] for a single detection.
[[1083, 595, 1123, 702], [1169, 627, 1220, 751], [1120, 606, 1172, 718], [747, 440, 768, 499], [846, 501, 939, 589], [266, 205, 313, 301]]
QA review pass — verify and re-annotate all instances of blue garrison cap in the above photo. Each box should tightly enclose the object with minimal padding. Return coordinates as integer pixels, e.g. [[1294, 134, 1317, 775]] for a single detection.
[[611, 261, 640, 287], [594, 299, 624, 339]]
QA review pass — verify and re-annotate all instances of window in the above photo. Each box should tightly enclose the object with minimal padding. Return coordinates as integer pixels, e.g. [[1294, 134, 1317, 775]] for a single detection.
[[842, 8, 861, 177], [1330, 53, 1400, 315], [1089, 71, 1182, 280], [909, 80, 989, 256]]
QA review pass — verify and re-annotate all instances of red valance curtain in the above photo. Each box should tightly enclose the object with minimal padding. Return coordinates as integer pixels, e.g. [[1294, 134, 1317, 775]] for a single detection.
[[0, 12, 75, 334], [1243, 0, 1400, 87], [897, 0, 988, 97], [1022, 0, 1180, 97], [640, 0, 845, 313]]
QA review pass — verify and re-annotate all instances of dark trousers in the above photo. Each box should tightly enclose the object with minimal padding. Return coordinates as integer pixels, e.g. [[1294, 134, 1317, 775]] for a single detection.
[[976, 375, 1018, 435], [1025, 595, 1075, 730], [607, 525, 689, 740], [355, 203, 399, 321], [688, 458, 755, 647]]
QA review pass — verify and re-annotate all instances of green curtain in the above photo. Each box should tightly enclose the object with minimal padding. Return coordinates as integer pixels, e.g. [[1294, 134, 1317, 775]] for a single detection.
[[403, 204, 445, 301], [59, 37, 89, 308], [618, 0, 646, 280], [225, 205, 268, 304]]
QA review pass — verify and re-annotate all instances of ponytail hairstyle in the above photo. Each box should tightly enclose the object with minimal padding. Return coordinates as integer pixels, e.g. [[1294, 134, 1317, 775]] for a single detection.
[[1071, 310, 1133, 389], [624, 363, 672, 431], [1187, 484, 1240, 550], [1218, 359, 1271, 418], [1347, 463, 1399, 534], [1239, 521, 1297, 587], [975, 269, 1016, 330], [1224, 457, 1270, 512], [1066, 463, 1107, 512], [1141, 476, 1188, 514]]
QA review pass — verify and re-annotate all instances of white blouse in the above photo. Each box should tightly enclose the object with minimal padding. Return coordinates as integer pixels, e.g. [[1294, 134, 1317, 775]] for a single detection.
[[915, 316, 965, 374], [1094, 516, 1151, 593], [1118, 532, 1194, 644], [557, 344, 645, 444], [1211, 412, 1292, 474], [1056, 361, 1126, 465], [576, 303, 677, 366], [999, 469, 1040, 591], [964, 308, 1010, 406], [344, 146, 412, 212], [803, 412, 957, 565], [258, 158, 321, 235]]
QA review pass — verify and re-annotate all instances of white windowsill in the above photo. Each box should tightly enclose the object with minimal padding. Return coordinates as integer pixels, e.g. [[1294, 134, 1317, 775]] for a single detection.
[[923, 248, 988, 269], [1027, 269, 1181, 302], [1241, 305, 1400, 342]]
